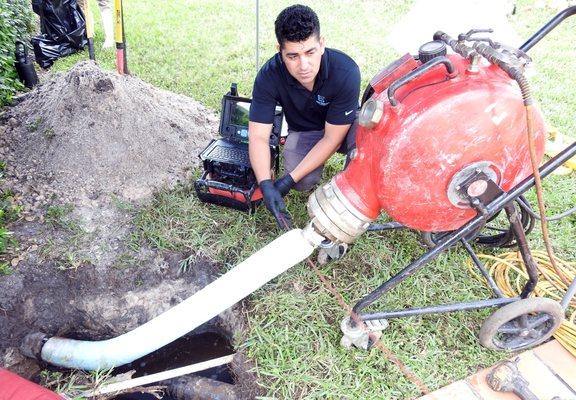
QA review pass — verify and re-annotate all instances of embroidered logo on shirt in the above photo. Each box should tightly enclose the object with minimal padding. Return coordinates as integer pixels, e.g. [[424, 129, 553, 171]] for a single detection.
[[345, 110, 354, 116], [316, 95, 330, 106]]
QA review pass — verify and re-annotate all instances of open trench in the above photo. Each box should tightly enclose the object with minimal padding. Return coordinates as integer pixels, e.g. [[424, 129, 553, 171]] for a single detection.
[[0, 62, 263, 399], [0, 198, 263, 399]]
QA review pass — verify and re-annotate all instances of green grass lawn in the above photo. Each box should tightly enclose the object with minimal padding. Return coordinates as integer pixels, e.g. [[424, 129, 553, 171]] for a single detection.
[[48, 1, 576, 398]]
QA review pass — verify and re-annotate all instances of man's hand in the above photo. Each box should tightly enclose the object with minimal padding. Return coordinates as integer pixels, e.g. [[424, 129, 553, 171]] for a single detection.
[[274, 174, 295, 197], [259, 179, 293, 229]]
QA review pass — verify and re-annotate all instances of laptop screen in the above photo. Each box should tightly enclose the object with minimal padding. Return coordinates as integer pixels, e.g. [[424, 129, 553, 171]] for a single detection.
[[220, 95, 282, 145], [231, 101, 250, 127], [227, 100, 250, 143]]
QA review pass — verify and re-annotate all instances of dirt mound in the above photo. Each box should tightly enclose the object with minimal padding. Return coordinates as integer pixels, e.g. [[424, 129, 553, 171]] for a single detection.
[[1, 61, 218, 203]]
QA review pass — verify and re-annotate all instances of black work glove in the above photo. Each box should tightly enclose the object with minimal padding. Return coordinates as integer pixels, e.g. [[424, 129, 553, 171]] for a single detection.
[[274, 174, 295, 197], [259, 179, 293, 230]]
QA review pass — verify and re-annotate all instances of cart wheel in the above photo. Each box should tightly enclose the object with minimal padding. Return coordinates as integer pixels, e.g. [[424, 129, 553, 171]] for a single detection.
[[479, 298, 564, 351]]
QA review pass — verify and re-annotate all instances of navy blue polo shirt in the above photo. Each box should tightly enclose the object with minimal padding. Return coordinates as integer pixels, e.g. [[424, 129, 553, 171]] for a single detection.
[[249, 48, 360, 132]]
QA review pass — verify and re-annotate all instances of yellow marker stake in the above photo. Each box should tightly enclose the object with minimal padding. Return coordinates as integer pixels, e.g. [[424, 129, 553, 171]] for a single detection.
[[114, 0, 128, 74], [114, 0, 123, 43]]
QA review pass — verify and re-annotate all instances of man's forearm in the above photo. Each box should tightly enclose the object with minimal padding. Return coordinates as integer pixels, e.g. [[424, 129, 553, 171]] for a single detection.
[[249, 137, 273, 183]]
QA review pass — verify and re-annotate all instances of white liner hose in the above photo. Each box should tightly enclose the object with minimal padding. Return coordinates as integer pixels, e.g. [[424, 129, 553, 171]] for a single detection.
[[27, 227, 324, 370]]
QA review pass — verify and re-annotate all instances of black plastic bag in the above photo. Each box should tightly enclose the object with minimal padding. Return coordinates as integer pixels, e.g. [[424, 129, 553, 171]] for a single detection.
[[31, 0, 87, 69]]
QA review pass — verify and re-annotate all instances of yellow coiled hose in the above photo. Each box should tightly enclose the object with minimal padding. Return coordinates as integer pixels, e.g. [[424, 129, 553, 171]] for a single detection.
[[469, 250, 576, 356]]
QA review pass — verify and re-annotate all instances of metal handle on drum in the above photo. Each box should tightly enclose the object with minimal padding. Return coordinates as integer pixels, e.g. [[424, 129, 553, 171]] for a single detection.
[[387, 56, 457, 107]]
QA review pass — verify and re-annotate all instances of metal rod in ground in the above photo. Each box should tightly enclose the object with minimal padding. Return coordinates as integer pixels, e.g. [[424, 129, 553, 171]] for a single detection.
[[255, 0, 259, 74]]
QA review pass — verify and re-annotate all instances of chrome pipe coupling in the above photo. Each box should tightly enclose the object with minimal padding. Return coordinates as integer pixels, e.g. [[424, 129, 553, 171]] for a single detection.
[[306, 178, 374, 244]]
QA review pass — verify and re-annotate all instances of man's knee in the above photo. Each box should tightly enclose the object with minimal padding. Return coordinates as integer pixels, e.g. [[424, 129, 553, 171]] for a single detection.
[[293, 173, 321, 192]]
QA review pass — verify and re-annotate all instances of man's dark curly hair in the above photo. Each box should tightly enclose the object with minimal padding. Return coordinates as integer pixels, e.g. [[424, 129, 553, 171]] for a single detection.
[[275, 4, 320, 48]]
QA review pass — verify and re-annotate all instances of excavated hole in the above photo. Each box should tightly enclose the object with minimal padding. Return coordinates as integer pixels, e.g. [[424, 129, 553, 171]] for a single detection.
[[0, 62, 262, 399], [39, 319, 238, 400], [112, 322, 236, 400]]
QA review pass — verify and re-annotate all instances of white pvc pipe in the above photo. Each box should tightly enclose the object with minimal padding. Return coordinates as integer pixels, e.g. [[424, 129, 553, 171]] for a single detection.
[[40, 228, 322, 370]]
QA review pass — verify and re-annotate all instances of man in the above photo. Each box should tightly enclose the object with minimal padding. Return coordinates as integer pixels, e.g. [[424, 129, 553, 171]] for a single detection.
[[249, 4, 360, 229]]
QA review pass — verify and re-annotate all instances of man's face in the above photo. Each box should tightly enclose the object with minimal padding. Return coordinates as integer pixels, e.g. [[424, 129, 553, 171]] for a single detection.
[[279, 35, 325, 89]]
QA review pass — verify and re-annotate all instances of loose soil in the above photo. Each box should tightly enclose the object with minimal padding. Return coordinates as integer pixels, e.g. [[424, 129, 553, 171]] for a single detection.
[[0, 62, 260, 398]]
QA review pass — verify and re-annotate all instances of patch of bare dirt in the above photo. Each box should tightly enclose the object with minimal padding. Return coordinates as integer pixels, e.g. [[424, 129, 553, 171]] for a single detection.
[[0, 62, 260, 398]]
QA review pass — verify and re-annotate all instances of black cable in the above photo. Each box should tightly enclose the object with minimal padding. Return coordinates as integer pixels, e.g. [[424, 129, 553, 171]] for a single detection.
[[517, 196, 576, 221], [367, 222, 404, 231], [476, 198, 535, 248]]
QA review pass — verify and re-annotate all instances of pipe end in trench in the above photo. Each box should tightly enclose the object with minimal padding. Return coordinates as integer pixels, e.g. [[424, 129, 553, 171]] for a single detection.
[[21, 332, 49, 360]]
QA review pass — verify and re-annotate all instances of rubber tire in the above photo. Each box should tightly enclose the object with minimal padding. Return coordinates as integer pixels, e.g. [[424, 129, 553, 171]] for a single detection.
[[479, 297, 564, 351]]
